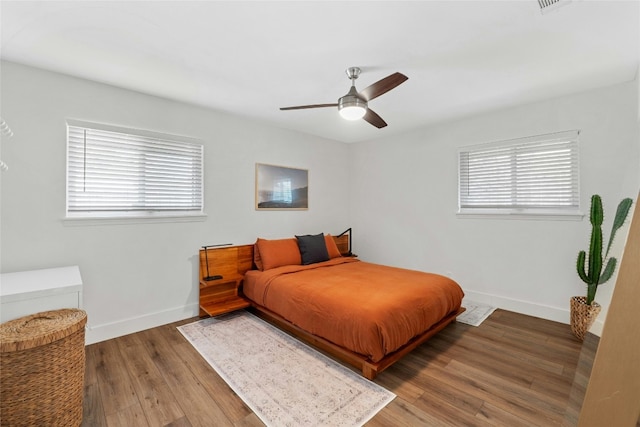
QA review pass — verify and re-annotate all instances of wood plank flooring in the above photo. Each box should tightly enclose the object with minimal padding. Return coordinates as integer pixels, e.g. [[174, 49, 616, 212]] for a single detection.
[[82, 309, 597, 426]]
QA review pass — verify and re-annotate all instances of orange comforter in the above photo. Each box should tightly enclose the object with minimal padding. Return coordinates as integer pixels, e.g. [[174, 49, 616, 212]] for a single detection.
[[243, 257, 464, 363]]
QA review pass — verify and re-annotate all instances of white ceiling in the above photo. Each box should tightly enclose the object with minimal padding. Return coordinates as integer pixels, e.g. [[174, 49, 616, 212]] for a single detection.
[[1, 1, 638, 143]]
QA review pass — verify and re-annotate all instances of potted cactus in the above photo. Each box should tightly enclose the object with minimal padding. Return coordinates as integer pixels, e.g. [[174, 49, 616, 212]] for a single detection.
[[572, 194, 633, 340]]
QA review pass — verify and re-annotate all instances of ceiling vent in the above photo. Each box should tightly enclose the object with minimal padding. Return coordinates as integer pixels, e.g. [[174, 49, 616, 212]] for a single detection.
[[538, 0, 572, 14]]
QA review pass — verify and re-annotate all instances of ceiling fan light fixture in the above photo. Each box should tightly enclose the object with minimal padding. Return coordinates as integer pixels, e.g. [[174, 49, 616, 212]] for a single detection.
[[338, 96, 367, 120], [280, 67, 407, 129]]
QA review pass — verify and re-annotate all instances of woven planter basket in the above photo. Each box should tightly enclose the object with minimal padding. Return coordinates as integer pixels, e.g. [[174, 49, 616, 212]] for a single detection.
[[570, 296, 601, 341], [1, 308, 87, 427]]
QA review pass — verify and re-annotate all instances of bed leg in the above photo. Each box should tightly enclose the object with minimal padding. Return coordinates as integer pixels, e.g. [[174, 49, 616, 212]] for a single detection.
[[362, 365, 377, 381]]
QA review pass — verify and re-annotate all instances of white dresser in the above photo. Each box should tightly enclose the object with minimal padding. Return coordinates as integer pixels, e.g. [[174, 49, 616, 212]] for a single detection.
[[0, 266, 83, 323]]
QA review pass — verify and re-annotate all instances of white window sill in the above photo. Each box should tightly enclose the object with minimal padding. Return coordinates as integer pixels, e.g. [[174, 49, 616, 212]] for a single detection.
[[456, 210, 584, 221], [63, 213, 207, 226]]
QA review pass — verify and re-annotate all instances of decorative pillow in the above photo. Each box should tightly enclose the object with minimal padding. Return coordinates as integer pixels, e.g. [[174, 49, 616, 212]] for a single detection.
[[253, 239, 264, 271], [324, 234, 342, 259], [255, 238, 302, 271], [296, 233, 330, 265]]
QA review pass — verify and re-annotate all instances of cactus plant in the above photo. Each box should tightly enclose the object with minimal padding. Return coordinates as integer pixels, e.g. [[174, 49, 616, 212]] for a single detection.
[[577, 194, 633, 305]]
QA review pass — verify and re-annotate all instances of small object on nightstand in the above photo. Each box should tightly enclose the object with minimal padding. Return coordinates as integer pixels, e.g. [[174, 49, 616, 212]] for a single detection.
[[201, 244, 232, 281]]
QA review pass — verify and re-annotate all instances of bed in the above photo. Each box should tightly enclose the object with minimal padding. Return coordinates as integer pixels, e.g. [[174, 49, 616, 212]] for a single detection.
[[198, 233, 464, 380]]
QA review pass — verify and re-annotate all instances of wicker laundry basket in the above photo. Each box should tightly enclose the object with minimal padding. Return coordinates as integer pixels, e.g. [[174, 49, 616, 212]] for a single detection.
[[1, 308, 87, 427]]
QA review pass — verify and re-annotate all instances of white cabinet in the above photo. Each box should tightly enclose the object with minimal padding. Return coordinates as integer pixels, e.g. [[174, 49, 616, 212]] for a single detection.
[[0, 266, 83, 323]]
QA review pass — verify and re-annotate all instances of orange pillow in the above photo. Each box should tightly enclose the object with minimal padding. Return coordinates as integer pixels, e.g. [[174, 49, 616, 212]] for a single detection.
[[324, 234, 342, 259], [253, 239, 264, 271], [255, 238, 302, 271]]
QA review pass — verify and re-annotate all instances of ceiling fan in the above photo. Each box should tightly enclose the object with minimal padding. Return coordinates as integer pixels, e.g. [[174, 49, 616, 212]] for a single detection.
[[280, 67, 408, 129]]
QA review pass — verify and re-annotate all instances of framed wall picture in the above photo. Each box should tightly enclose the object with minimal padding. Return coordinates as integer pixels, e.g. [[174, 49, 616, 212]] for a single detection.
[[255, 163, 308, 210]]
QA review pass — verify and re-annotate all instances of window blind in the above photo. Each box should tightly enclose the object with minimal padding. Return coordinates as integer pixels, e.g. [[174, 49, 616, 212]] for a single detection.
[[458, 131, 580, 214], [67, 122, 203, 216]]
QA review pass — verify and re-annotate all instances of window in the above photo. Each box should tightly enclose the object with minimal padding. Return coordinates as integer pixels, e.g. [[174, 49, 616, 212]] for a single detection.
[[458, 130, 581, 218], [273, 179, 293, 204], [66, 120, 203, 220]]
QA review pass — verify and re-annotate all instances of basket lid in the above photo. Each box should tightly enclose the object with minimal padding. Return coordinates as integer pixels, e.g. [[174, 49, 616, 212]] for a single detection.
[[0, 308, 87, 352]]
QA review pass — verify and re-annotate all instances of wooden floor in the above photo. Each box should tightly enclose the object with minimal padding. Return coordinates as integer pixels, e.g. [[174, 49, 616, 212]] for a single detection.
[[82, 309, 597, 427]]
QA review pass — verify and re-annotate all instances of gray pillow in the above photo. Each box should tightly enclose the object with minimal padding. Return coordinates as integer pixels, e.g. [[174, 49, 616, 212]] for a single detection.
[[295, 233, 330, 265]]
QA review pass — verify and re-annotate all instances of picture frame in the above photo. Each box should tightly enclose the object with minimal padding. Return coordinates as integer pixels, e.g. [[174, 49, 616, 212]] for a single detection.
[[255, 163, 308, 210]]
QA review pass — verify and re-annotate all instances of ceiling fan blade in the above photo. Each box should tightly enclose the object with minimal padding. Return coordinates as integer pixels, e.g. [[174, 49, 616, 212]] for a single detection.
[[280, 103, 338, 111], [363, 109, 387, 129], [359, 72, 408, 102]]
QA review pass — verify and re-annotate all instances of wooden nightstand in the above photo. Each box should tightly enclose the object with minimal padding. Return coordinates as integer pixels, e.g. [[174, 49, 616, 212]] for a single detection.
[[199, 274, 250, 317]]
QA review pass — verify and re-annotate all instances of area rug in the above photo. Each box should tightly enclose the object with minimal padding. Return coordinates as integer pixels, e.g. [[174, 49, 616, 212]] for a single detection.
[[178, 311, 395, 427], [457, 301, 497, 326]]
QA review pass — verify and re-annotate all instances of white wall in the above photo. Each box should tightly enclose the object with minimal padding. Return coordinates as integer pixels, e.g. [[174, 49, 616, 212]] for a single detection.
[[349, 80, 640, 335], [0, 61, 350, 343]]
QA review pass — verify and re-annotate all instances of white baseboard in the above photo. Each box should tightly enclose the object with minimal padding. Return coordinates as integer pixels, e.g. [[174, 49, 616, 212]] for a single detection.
[[462, 290, 604, 337], [85, 303, 200, 345], [85, 291, 606, 345]]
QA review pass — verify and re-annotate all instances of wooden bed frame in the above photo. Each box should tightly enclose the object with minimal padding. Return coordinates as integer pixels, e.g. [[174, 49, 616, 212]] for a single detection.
[[198, 236, 464, 380]]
